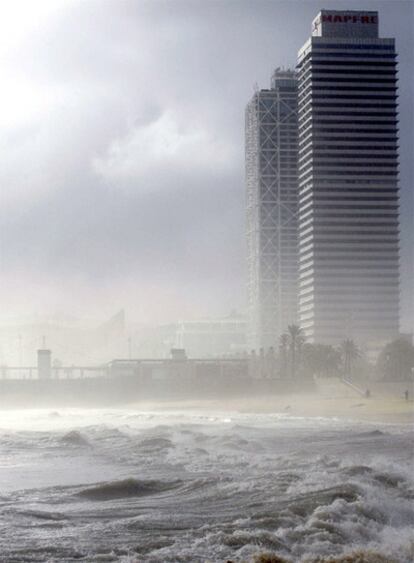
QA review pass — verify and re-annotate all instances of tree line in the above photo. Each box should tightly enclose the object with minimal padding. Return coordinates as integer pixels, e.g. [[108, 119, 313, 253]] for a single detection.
[[252, 325, 414, 381]]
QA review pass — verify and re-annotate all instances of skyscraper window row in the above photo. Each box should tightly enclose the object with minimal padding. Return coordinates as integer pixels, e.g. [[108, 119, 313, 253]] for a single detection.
[[308, 230, 399, 240], [308, 179, 397, 187], [311, 59, 396, 66], [313, 109, 397, 116], [299, 170, 397, 183], [305, 144, 398, 153], [302, 300, 398, 314], [310, 71, 397, 80], [307, 230, 399, 242], [306, 263, 399, 274], [310, 152, 398, 160], [311, 127, 397, 134], [311, 86, 396, 92], [307, 136, 398, 143], [299, 160, 399, 175], [303, 303, 400, 314], [300, 238, 400, 252], [314, 99, 399, 110], [300, 274, 399, 286], [311, 174, 398, 181], [301, 284, 398, 297], [299, 201, 399, 213], [312, 42, 394, 51], [300, 310, 399, 322], [311, 69, 397, 77], [310, 59, 397, 67], [312, 101, 397, 109], [300, 212, 398, 222], [312, 90, 398, 97], [308, 243, 399, 253], [312, 96, 398, 103], [313, 160, 398, 167], [312, 53, 397, 60], [308, 220, 398, 230], [299, 188, 399, 198], [312, 79, 397, 87]]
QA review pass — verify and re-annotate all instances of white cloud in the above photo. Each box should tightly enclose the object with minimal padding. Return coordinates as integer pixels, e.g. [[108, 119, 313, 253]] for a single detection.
[[0, 0, 68, 55], [92, 111, 237, 190]]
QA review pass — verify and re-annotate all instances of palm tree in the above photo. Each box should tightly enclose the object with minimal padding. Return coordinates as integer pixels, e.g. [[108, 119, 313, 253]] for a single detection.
[[377, 339, 414, 380], [288, 324, 302, 378], [279, 333, 289, 378], [302, 343, 341, 378], [340, 339, 360, 379]]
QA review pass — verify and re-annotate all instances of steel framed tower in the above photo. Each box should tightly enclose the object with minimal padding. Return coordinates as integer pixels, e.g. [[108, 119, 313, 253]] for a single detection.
[[297, 11, 400, 350], [246, 69, 298, 351]]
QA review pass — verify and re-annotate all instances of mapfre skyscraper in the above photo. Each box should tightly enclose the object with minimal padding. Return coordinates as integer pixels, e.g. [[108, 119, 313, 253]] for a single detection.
[[297, 11, 400, 348]]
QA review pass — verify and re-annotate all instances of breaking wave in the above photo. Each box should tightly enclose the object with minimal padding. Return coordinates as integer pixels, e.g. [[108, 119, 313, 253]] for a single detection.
[[77, 477, 182, 500], [0, 409, 412, 561], [250, 549, 403, 563]]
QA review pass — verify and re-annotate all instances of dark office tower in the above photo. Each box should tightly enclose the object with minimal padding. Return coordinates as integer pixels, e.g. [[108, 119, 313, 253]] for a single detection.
[[297, 11, 400, 350], [246, 69, 298, 351]]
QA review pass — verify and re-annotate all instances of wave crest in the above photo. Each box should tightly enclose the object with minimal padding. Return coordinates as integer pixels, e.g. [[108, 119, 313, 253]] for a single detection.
[[77, 477, 181, 500]]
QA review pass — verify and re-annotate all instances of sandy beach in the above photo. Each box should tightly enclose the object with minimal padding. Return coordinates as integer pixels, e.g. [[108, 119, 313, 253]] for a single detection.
[[137, 378, 414, 424], [223, 393, 414, 424]]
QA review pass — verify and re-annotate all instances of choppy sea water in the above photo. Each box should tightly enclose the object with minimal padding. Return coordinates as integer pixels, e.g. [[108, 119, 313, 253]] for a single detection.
[[0, 408, 412, 562]]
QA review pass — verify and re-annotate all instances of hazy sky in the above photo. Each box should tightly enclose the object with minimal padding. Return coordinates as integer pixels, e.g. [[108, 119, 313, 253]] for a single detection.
[[0, 0, 412, 329]]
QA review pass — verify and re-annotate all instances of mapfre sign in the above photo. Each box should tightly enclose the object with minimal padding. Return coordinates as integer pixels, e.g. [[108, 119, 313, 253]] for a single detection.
[[312, 11, 379, 38], [321, 13, 377, 25]]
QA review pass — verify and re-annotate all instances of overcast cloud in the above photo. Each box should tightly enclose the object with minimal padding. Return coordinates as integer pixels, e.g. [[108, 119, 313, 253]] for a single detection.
[[0, 0, 412, 328]]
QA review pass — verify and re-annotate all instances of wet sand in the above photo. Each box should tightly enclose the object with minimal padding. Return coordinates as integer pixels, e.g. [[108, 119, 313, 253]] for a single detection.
[[135, 381, 414, 424], [224, 394, 414, 424]]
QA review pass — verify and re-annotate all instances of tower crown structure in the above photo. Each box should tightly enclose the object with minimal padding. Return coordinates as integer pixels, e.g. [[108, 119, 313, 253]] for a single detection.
[[312, 10, 379, 38]]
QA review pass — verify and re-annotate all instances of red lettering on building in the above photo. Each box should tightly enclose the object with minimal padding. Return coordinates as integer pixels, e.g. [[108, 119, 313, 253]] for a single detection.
[[321, 13, 378, 25]]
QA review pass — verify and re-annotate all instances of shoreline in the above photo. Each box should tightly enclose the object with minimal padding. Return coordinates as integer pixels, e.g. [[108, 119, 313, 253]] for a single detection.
[[0, 383, 413, 425], [130, 392, 414, 425]]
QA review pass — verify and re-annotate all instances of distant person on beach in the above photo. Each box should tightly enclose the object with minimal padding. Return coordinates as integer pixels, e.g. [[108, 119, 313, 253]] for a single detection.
[[365, 389, 371, 399], [404, 390, 409, 401]]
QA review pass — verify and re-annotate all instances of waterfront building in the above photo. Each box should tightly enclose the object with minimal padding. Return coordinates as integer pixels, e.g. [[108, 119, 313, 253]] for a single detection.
[[245, 69, 299, 351], [296, 10, 400, 349], [174, 313, 246, 358]]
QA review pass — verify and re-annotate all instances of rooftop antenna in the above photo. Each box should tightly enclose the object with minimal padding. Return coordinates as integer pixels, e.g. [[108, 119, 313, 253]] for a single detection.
[[253, 81, 259, 93]]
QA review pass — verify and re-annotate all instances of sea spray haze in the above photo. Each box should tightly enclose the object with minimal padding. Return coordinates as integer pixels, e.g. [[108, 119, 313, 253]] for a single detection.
[[0, 1, 412, 562], [0, 408, 412, 562]]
